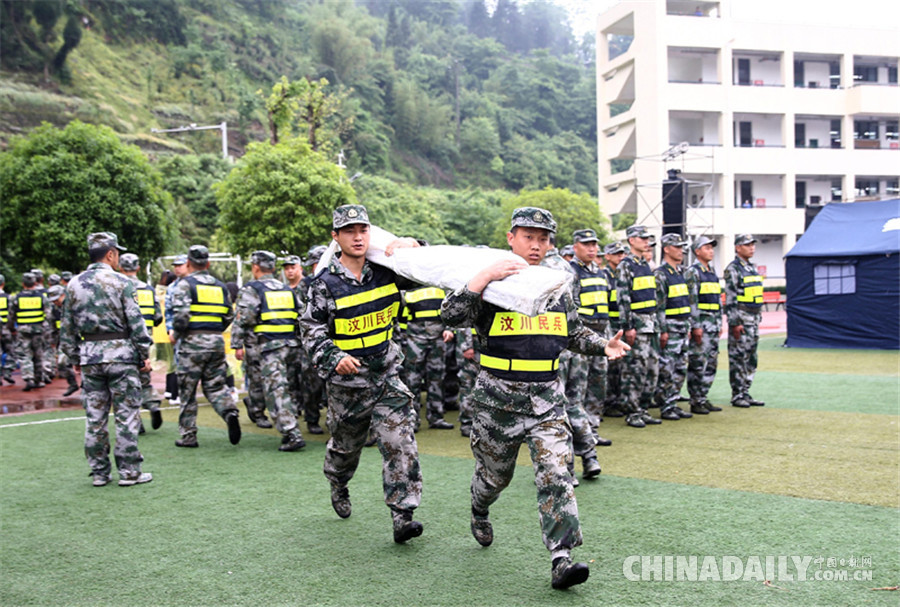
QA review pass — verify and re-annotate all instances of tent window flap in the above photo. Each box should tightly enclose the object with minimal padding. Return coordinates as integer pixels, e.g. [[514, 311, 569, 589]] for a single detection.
[[813, 262, 856, 295]]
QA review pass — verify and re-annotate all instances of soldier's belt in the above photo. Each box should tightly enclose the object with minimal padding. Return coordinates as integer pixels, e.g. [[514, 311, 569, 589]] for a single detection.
[[82, 331, 128, 341], [479, 354, 559, 373], [737, 305, 762, 313]]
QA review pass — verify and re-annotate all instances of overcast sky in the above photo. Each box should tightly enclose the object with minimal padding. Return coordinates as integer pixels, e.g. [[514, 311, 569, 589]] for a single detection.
[[556, 0, 900, 38]]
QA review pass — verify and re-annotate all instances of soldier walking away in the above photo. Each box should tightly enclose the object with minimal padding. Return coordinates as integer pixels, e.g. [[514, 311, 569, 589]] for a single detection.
[[441, 207, 630, 589], [301, 204, 425, 544], [8, 272, 49, 391], [402, 282, 455, 430], [59, 232, 153, 487], [0, 274, 18, 384], [284, 252, 323, 435], [163, 255, 189, 405], [653, 233, 694, 421], [685, 235, 723, 414], [45, 286, 80, 397], [169, 245, 241, 448], [119, 253, 164, 431], [616, 226, 663, 428], [232, 251, 306, 451], [724, 234, 765, 408]]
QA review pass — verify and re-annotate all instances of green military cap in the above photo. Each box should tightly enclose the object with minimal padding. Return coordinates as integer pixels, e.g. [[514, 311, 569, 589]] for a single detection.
[[187, 245, 209, 264], [604, 241, 627, 255], [251, 250, 276, 269], [572, 229, 599, 243], [692, 235, 718, 250], [87, 232, 127, 252], [22, 272, 36, 287], [119, 253, 140, 272], [45, 285, 65, 302], [47, 274, 61, 286], [0, 274, 5, 285], [281, 254, 302, 266], [510, 207, 557, 233], [60, 271, 73, 281], [625, 225, 650, 239], [305, 245, 327, 266], [735, 234, 757, 246], [172, 254, 188, 266], [648, 234, 657, 247], [660, 233, 688, 248], [560, 244, 575, 257], [333, 204, 370, 230], [30, 268, 44, 279]]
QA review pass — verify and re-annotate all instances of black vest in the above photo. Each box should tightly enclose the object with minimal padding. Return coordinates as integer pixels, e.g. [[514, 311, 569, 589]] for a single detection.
[[732, 259, 763, 310], [693, 263, 721, 312], [320, 264, 401, 357], [404, 286, 445, 321], [621, 257, 656, 313], [248, 279, 299, 340], [136, 285, 156, 329], [185, 276, 230, 332], [570, 260, 609, 322], [14, 290, 45, 325], [604, 267, 620, 319], [480, 300, 569, 383], [660, 264, 690, 319], [0, 292, 8, 324]]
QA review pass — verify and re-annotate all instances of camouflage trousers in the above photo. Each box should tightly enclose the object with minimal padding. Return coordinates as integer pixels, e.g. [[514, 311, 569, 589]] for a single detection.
[[15, 331, 44, 383], [655, 330, 689, 409], [1, 328, 16, 380], [324, 374, 422, 513], [403, 336, 446, 426], [620, 332, 659, 414], [58, 353, 78, 388], [41, 326, 56, 381], [605, 355, 624, 413], [242, 345, 266, 419], [687, 316, 721, 402], [298, 346, 324, 425], [260, 344, 302, 439], [558, 351, 597, 459], [139, 368, 161, 410], [177, 349, 238, 439], [728, 309, 760, 399], [81, 362, 144, 479], [470, 399, 582, 553], [456, 352, 478, 433]]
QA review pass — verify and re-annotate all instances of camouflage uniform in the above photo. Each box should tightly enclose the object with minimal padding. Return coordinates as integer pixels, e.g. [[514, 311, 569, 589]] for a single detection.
[[685, 236, 723, 411], [402, 285, 453, 429], [46, 286, 79, 393], [602, 242, 627, 417], [724, 235, 764, 406], [295, 246, 327, 430], [654, 255, 691, 415], [240, 335, 268, 422], [170, 247, 239, 444], [441, 207, 611, 574], [232, 253, 305, 449], [8, 275, 49, 387], [301, 206, 422, 533], [616, 226, 661, 427], [31, 269, 56, 383], [120, 255, 164, 417], [454, 328, 479, 436], [59, 233, 152, 484], [0, 277, 18, 384]]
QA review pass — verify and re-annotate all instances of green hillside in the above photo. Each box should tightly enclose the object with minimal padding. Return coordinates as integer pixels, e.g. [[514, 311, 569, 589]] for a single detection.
[[1, 0, 599, 193]]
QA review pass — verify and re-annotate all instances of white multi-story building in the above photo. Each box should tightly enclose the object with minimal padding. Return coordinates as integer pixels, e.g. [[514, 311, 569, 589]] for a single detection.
[[596, 0, 899, 281]]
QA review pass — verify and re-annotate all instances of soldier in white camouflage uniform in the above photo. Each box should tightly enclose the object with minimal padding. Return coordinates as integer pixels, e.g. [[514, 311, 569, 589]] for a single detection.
[[441, 207, 630, 590], [59, 232, 153, 487], [45, 285, 80, 397], [169, 245, 241, 448], [8, 272, 50, 391], [232, 250, 306, 451], [118, 253, 164, 431], [301, 204, 425, 545]]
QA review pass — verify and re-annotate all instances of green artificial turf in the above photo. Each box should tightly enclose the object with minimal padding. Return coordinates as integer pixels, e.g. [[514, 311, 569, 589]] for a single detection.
[[1, 337, 898, 606]]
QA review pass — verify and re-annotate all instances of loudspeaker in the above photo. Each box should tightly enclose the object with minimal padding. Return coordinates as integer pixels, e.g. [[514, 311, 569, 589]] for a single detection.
[[662, 171, 685, 237]]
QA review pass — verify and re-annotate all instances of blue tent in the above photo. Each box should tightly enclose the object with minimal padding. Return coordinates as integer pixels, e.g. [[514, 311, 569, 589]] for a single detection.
[[784, 198, 900, 349]]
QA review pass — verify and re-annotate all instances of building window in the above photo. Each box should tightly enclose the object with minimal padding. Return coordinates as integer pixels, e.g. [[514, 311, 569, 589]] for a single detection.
[[887, 179, 899, 196], [854, 120, 879, 140], [855, 179, 880, 197], [814, 263, 856, 295], [831, 179, 842, 202], [853, 65, 878, 83], [887, 121, 899, 141]]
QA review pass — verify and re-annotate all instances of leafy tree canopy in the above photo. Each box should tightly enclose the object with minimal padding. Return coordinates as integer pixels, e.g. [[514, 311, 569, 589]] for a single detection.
[[215, 137, 355, 257], [0, 120, 174, 272]]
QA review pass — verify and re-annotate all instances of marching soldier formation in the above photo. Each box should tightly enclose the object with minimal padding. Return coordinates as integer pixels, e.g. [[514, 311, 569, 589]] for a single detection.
[[2, 206, 771, 589]]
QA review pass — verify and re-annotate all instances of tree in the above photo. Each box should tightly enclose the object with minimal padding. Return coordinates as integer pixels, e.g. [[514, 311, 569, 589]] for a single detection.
[[216, 137, 356, 256], [490, 187, 610, 249], [263, 76, 353, 152], [155, 153, 231, 244], [0, 121, 175, 272]]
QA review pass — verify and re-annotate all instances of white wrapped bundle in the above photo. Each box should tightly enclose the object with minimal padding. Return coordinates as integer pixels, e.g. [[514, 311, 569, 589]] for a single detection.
[[317, 225, 573, 316]]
